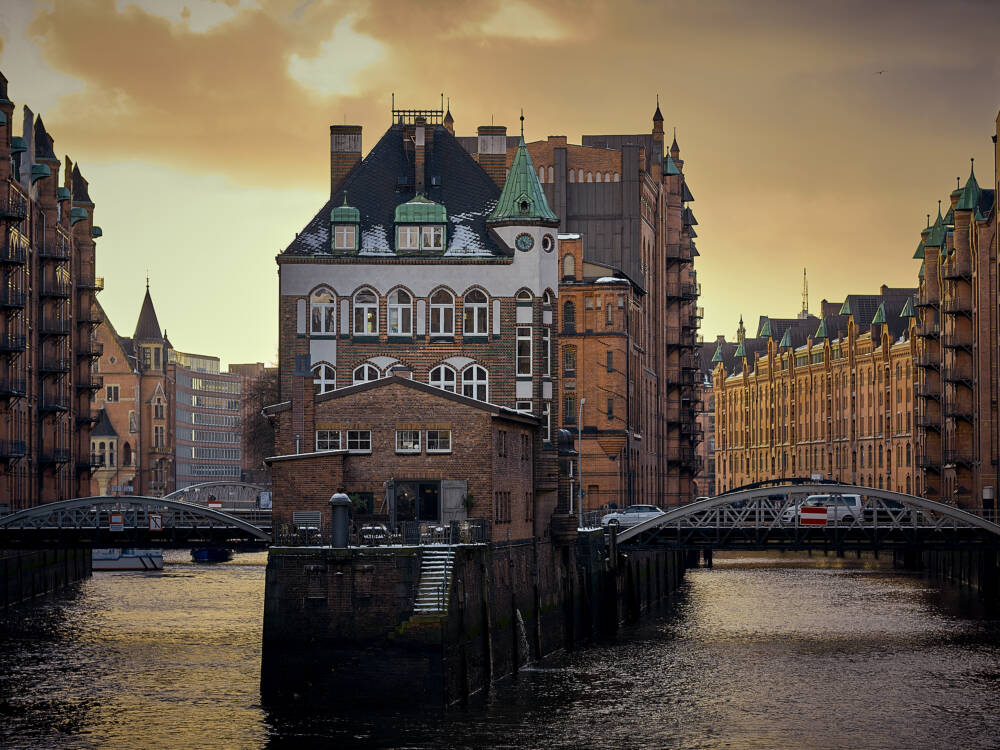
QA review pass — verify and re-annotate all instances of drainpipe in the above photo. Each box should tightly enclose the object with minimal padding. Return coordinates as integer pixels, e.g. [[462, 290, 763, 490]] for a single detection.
[[578, 397, 586, 528]]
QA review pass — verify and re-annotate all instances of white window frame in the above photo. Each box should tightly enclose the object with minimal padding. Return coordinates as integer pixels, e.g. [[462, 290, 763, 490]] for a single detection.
[[346, 429, 372, 453], [397, 226, 419, 250], [353, 289, 379, 335], [395, 429, 421, 453], [312, 363, 336, 394], [542, 328, 551, 376], [463, 289, 489, 335], [516, 327, 532, 376], [334, 224, 356, 251], [426, 429, 452, 453], [516, 401, 533, 414], [422, 225, 444, 251], [387, 288, 412, 336], [353, 364, 380, 385], [462, 365, 488, 402], [430, 289, 454, 336], [542, 401, 551, 442], [310, 288, 336, 334], [429, 364, 457, 393]]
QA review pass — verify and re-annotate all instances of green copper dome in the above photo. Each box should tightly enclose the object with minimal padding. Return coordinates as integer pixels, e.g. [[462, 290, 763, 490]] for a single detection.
[[487, 137, 558, 225], [330, 192, 360, 223], [395, 194, 446, 224], [30, 163, 50, 183], [57, 187, 70, 202], [10, 136, 26, 153]]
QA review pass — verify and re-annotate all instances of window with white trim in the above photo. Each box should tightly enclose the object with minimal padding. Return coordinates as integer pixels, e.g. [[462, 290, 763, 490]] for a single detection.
[[462, 365, 488, 402], [463, 289, 488, 335], [542, 401, 551, 442], [395, 429, 420, 453], [429, 364, 457, 392], [310, 287, 336, 334], [516, 401, 533, 413], [426, 429, 452, 453], [397, 226, 419, 250], [353, 289, 378, 335], [334, 225, 356, 251], [516, 327, 532, 376], [387, 289, 412, 336], [421, 226, 444, 251], [430, 289, 454, 335], [542, 328, 550, 376], [346, 430, 371, 453], [312, 363, 336, 394], [353, 364, 379, 385], [316, 430, 341, 451]]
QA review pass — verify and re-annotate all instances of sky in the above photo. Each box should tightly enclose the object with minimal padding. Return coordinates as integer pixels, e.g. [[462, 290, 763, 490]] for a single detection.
[[1, 0, 998, 366]]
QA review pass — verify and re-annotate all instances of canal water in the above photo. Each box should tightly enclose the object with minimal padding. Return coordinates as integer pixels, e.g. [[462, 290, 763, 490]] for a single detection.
[[1, 550, 999, 749]]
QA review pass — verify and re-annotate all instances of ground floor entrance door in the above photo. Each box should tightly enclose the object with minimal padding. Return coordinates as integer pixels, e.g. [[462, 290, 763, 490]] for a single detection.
[[394, 481, 441, 524]]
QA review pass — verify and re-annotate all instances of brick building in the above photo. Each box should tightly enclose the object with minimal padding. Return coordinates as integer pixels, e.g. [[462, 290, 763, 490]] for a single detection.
[[0, 72, 103, 509], [914, 116, 998, 508], [713, 286, 918, 494], [694, 339, 719, 498], [265, 376, 545, 542]]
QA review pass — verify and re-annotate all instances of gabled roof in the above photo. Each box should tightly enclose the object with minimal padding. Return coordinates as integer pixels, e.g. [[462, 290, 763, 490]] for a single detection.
[[71, 164, 92, 205], [92, 408, 118, 438], [871, 302, 886, 325], [487, 137, 558, 225], [33, 116, 57, 162], [282, 124, 503, 257], [134, 287, 164, 342]]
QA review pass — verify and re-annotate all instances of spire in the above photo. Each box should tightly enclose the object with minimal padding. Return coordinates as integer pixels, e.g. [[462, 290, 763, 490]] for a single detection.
[[839, 298, 852, 316], [779, 327, 793, 349], [670, 126, 679, 158], [486, 129, 558, 226], [71, 163, 93, 205], [956, 157, 981, 211], [134, 284, 165, 342], [663, 155, 681, 176], [800, 267, 809, 318], [443, 97, 454, 134], [814, 319, 828, 340], [712, 341, 724, 363], [735, 339, 746, 359], [653, 94, 663, 123], [758, 317, 772, 339], [900, 297, 915, 318], [871, 302, 886, 325], [736, 315, 745, 343], [913, 240, 924, 259], [925, 202, 946, 247], [34, 116, 57, 162]]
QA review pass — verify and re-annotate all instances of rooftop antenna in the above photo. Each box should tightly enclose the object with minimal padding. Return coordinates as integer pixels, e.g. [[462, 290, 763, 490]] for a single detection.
[[146, 271, 149, 292], [800, 267, 809, 318], [441, 92, 444, 110], [520, 108, 524, 138]]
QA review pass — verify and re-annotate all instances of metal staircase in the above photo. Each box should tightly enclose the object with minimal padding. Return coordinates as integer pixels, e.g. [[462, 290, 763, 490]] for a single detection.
[[413, 547, 454, 616]]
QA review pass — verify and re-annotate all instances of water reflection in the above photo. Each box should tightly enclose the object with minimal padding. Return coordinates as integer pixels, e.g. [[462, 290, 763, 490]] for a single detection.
[[1, 551, 999, 749]]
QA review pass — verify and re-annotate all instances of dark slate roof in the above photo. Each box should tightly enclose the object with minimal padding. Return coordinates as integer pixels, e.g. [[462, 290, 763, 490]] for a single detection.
[[581, 133, 661, 172], [33, 116, 56, 161], [835, 286, 916, 338], [71, 164, 92, 204], [282, 125, 503, 257], [701, 339, 738, 378], [454, 134, 521, 156], [92, 408, 118, 438], [134, 288, 164, 342], [96, 299, 137, 362]]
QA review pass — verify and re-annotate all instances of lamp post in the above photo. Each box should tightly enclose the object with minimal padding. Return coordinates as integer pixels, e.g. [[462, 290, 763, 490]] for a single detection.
[[578, 397, 586, 528]]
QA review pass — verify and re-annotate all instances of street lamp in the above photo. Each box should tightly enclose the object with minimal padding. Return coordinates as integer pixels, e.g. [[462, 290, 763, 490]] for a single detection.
[[578, 397, 586, 528]]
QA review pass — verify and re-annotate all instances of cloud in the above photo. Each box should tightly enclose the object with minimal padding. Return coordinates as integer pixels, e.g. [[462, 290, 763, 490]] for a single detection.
[[287, 13, 384, 96]]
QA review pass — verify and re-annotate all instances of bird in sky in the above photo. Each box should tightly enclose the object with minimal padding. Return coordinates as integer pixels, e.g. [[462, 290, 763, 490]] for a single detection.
[[874, 70, 885, 75]]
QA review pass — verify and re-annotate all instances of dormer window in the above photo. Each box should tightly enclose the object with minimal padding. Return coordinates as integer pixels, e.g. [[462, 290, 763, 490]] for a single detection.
[[394, 194, 447, 253], [397, 226, 419, 250], [329, 193, 360, 253], [422, 226, 444, 251], [334, 224, 356, 251]]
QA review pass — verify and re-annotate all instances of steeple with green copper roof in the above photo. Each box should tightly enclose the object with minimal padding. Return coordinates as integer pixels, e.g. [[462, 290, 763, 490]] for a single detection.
[[871, 302, 886, 326], [757, 318, 772, 339], [778, 328, 793, 348], [712, 342, 724, 363], [900, 297, 915, 318], [913, 240, 924, 260], [839, 299, 852, 316], [486, 114, 558, 227], [814, 319, 828, 340], [735, 339, 746, 359], [925, 202, 946, 247], [956, 158, 981, 211]]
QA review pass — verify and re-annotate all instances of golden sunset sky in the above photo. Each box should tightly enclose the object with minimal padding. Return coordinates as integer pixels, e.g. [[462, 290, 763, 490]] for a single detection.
[[1, 0, 998, 365]]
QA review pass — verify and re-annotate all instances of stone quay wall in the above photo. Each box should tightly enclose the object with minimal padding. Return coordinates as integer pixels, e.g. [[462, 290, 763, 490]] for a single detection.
[[894, 547, 1000, 603], [0, 549, 92, 610], [261, 531, 687, 707]]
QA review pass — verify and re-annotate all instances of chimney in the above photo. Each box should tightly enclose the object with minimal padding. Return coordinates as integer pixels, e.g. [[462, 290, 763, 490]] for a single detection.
[[330, 125, 362, 198], [414, 116, 426, 193], [477, 125, 508, 187]]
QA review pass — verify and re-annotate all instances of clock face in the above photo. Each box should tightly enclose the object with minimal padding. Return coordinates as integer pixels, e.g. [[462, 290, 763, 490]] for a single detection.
[[515, 233, 534, 251]]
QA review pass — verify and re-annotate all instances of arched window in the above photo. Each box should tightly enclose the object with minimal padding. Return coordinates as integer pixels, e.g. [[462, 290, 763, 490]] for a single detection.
[[353, 364, 379, 384], [594, 172, 601, 183], [563, 300, 576, 330], [387, 288, 412, 336], [462, 365, 488, 401], [614, 173, 620, 182], [548, 166, 553, 182], [543, 290, 554, 305], [586, 172, 592, 182], [312, 363, 336, 394], [353, 288, 378, 335], [563, 345, 577, 374], [122, 442, 132, 466], [108, 442, 116, 467], [463, 289, 488, 335], [430, 289, 454, 336], [538, 166, 545, 182], [878, 444, 883, 467], [517, 290, 532, 303], [906, 476, 911, 493], [604, 172, 611, 182], [568, 170, 575, 183], [310, 287, 336, 334], [98, 441, 106, 467], [429, 364, 457, 392], [577, 169, 584, 182], [562, 254, 575, 279]]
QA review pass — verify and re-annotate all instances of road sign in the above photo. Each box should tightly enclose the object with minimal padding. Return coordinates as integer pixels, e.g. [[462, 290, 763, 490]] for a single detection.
[[148, 513, 162, 532], [109, 512, 124, 532], [208, 500, 222, 509], [800, 506, 828, 526]]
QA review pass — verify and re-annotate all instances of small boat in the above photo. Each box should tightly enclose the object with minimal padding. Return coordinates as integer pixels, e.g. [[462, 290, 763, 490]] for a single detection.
[[93, 548, 164, 571], [190, 547, 233, 563]]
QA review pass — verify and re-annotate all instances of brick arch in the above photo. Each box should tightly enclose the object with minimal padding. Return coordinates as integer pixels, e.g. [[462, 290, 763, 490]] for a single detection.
[[514, 287, 534, 301], [428, 284, 459, 300], [459, 284, 491, 299], [348, 283, 380, 299], [308, 283, 337, 299]]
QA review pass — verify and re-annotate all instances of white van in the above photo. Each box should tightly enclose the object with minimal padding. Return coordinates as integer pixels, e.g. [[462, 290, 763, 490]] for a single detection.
[[804, 494, 862, 524]]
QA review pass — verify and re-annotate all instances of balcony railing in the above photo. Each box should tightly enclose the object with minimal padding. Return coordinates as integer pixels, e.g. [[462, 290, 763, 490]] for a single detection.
[[0, 290, 26, 309], [942, 263, 972, 281], [678, 283, 698, 300], [914, 353, 940, 369], [0, 239, 26, 264], [916, 291, 937, 308], [76, 276, 103, 291], [39, 449, 71, 465], [149, 445, 172, 455], [75, 413, 99, 425], [76, 374, 104, 391], [0, 194, 28, 221], [916, 323, 939, 339], [39, 281, 72, 298], [664, 245, 693, 263], [941, 297, 972, 316], [77, 340, 104, 358], [942, 367, 974, 387], [943, 449, 974, 467], [39, 317, 71, 336], [38, 243, 70, 261], [39, 357, 71, 374], [40, 396, 70, 413], [945, 405, 975, 423], [916, 383, 940, 399], [916, 414, 941, 430], [916, 450, 940, 470], [77, 308, 102, 325], [0, 377, 26, 399], [0, 439, 26, 459], [942, 331, 973, 350], [0, 334, 27, 353]]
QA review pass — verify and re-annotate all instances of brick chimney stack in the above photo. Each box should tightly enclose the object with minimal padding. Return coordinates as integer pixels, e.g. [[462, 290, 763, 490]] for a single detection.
[[477, 125, 508, 187], [330, 125, 362, 198], [414, 116, 426, 194]]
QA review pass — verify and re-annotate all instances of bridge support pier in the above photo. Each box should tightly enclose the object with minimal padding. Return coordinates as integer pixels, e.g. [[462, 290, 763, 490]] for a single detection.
[[702, 549, 713, 568]]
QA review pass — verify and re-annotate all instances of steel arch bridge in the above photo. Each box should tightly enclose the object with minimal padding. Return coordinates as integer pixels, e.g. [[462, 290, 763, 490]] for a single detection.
[[164, 482, 268, 507], [0, 496, 271, 549], [617, 484, 1000, 551]]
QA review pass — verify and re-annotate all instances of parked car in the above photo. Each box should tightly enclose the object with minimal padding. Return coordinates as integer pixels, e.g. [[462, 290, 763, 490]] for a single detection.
[[780, 494, 863, 524], [601, 505, 665, 528]]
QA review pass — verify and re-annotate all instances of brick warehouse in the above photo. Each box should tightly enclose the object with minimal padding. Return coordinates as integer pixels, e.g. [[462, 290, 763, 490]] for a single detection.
[[712, 286, 918, 495], [272, 102, 703, 517], [0, 71, 103, 509]]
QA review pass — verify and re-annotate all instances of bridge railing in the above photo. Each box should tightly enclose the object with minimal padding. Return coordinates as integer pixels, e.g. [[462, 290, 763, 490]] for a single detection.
[[272, 519, 491, 547]]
